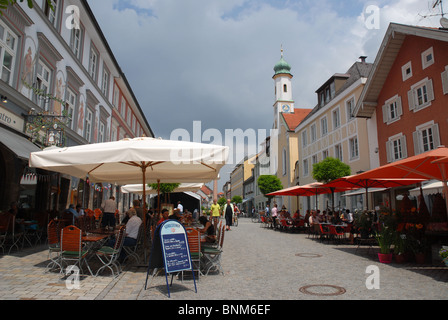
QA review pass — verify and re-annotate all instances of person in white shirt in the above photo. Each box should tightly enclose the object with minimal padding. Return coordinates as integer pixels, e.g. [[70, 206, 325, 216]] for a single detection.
[[101, 196, 117, 228], [177, 201, 183, 214], [109, 208, 142, 262]]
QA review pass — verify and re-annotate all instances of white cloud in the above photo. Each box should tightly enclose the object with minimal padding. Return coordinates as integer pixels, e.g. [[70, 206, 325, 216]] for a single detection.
[[88, 0, 443, 188]]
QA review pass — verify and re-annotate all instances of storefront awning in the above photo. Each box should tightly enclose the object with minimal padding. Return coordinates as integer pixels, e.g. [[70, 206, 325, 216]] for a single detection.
[[0, 126, 41, 160]]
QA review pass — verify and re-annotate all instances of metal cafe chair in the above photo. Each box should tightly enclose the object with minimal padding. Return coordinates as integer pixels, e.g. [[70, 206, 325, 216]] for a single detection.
[[95, 225, 126, 277], [45, 219, 62, 272], [186, 228, 202, 279], [60, 225, 93, 276], [202, 224, 225, 276], [0, 213, 11, 254], [123, 224, 144, 264]]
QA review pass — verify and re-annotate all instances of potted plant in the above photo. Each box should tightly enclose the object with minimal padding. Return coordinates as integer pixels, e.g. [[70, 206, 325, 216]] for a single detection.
[[439, 246, 448, 266], [393, 233, 407, 264], [375, 225, 395, 263], [409, 236, 428, 264], [354, 210, 373, 239]]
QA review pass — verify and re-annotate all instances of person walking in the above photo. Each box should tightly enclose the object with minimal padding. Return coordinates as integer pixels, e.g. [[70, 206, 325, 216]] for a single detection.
[[222, 199, 235, 231], [210, 199, 221, 225], [101, 196, 117, 229]]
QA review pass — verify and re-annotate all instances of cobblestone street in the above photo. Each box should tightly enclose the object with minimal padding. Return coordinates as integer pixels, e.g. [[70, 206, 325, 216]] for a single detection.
[[1, 218, 447, 302]]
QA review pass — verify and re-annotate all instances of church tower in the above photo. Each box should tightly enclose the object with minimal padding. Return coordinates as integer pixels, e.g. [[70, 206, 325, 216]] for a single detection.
[[273, 47, 294, 130]]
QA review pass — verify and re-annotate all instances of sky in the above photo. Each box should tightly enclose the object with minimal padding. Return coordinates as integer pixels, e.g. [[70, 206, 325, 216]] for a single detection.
[[87, 0, 442, 192]]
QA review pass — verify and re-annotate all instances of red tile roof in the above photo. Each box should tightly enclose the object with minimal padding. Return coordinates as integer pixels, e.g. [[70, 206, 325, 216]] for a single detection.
[[282, 108, 312, 131]]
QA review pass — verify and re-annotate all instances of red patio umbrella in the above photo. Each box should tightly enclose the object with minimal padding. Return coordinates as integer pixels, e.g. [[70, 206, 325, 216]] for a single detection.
[[322, 176, 426, 210], [353, 146, 448, 218], [267, 182, 352, 210]]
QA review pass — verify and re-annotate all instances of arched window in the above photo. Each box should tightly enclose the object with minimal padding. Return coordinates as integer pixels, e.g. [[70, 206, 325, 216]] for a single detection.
[[283, 84, 287, 93]]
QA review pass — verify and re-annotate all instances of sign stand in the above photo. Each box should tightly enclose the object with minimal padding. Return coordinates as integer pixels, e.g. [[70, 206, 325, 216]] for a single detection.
[[145, 219, 197, 298]]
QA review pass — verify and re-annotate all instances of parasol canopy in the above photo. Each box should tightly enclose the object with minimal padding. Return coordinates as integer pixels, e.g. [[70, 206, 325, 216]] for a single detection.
[[120, 183, 204, 194], [353, 146, 448, 217]]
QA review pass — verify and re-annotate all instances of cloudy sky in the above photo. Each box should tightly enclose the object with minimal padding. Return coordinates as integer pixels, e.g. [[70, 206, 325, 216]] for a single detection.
[[88, 0, 442, 190]]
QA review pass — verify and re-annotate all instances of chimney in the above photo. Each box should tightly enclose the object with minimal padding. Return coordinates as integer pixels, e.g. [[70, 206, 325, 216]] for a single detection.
[[359, 56, 367, 63]]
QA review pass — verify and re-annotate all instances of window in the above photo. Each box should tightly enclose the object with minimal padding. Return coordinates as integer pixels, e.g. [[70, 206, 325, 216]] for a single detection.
[[401, 61, 412, 81], [65, 89, 76, 130], [102, 65, 110, 97], [322, 149, 329, 160], [442, 66, 448, 95], [113, 84, 119, 107], [120, 99, 126, 118], [408, 78, 434, 111], [349, 136, 359, 160], [325, 87, 330, 104], [85, 108, 93, 142], [382, 95, 402, 124], [335, 143, 343, 161], [283, 84, 287, 93], [89, 45, 98, 81], [421, 47, 434, 70], [70, 27, 83, 59], [127, 108, 131, 126], [36, 60, 52, 111], [332, 107, 340, 130], [386, 134, 407, 163], [44, 0, 58, 27], [413, 122, 440, 155], [282, 148, 287, 176], [0, 21, 18, 85], [302, 130, 308, 148], [346, 97, 355, 121], [303, 158, 309, 177], [312, 154, 318, 166], [310, 123, 317, 142], [321, 116, 328, 136], [99, 122, 105, 143]]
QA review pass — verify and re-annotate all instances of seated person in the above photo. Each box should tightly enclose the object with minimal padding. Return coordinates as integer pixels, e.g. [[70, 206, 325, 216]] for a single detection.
[[198, 216, 216, 243], [157, 209, 170, 226], [108, 208, 142, 262]]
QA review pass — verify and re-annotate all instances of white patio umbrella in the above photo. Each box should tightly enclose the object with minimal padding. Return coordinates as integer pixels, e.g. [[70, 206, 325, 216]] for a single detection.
[[120, 183, 204, 194], [29, 137, 229, 229]]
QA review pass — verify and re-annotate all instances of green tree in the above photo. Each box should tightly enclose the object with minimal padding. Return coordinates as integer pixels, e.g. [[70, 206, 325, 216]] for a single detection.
[[217, 197, 226, 207], [148, 183, 180, 203], [257, 175, 283, 206], [312, 157, 350, 212], [0, 0, 53, 12], [231, 195, 243, 205]]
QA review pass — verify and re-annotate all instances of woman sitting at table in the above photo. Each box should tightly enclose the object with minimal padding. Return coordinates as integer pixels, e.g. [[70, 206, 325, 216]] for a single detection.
[[198, 216, 216, 243]]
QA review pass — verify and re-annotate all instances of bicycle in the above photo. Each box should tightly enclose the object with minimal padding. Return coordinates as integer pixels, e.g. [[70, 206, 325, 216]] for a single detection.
[[233, 213, 238, 227], [251, 212, 262, 223]]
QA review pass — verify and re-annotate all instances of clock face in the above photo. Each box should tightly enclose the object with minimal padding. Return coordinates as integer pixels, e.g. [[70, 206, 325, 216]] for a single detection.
[[282, 104, 290, 112]]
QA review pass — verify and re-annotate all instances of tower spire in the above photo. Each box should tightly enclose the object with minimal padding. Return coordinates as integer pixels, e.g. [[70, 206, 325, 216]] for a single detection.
[[281, 44, 283, 58]]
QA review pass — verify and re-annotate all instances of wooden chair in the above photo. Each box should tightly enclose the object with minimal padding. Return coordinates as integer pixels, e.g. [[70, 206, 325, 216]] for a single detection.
[[123, 224, 144, 264], [45, 220, 62, 272], [202, 224, 225, 276], [95, 226, 126, 277], [186, 228, 202, 279], [60, 225, 93, 276]]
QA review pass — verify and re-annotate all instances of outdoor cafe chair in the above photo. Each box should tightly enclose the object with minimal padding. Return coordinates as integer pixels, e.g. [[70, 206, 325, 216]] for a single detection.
[[328, 225, 345, 244], [7, 215, 24, 254], [45, 219, 62, 272], [202, 224, 225, 276], [123, 223, 144, 264], [95, 225, 126, 277], [318, 224, 330, 243], [186, 228, 202, 279], [60, 225, 93, 276], [0, 213, 11, 254]]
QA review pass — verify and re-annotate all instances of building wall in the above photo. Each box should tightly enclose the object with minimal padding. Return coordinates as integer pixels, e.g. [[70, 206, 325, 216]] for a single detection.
[[376, 35, 448, 165]]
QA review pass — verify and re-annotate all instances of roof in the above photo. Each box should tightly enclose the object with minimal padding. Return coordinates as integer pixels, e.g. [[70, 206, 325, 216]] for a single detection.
[[199, 184, 213, 196], [354, 23, 448, 118], [300, 60, 373, 124], [281, 108, 313, 131], [273, 57, 292, 76]]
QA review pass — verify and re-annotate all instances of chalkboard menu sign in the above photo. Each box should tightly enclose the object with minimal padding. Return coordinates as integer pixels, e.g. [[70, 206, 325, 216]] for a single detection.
[[160, 220, 192, 273], [145, 219, 197, 297]]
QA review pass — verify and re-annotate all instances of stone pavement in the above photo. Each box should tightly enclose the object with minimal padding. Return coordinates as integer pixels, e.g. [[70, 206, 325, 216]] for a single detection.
[[0, 218, 447, 301]]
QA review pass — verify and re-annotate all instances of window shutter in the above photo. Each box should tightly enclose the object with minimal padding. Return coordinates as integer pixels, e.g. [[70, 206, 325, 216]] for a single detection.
[[441, 70, 448, 95], [426, 78, 435, 101], [432, 123, 441, 148], [413, 131, 420, 155], [400, 135, 408, 159], [386, 141, 392, 163], [408, 89, 415, 111], [397, 96, 403, 117], [382, 104, 388, 123]]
